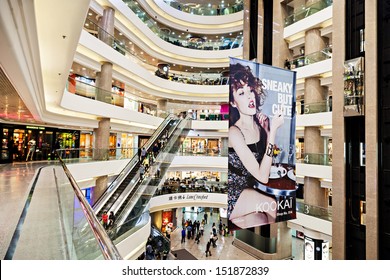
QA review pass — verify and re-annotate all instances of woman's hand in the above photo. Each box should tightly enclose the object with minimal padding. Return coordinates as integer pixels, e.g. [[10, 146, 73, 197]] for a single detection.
[[256, 112, 270, 130]]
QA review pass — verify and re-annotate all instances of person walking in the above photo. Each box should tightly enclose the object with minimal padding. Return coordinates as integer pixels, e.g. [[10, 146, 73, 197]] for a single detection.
[[204, 212, 208, 224], [205, 241, 212, 257], [181, 228, 186, 243]]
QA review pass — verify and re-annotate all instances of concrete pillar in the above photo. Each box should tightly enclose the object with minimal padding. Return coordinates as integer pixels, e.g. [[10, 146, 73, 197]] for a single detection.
[[305, 29, 327, 55], [221, 137, 228, 155], [332, 0, 347, 260], [96, 62, 113, 104], [365, 0, 378, 260], [242, 0, 251, 60], [99, 6, 115, 46], [303, 28, 327, 208], [157, 99, 168, 117], [91, 175, 108, 205], [93, 118, 110, 160]]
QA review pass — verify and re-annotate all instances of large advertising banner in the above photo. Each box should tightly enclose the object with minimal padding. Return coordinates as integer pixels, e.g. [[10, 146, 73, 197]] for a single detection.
[[228, 57, 297, 230]]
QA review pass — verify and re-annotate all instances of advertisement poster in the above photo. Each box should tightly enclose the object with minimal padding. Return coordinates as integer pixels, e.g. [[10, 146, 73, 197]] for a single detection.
[[228, 57, 297, 230], [304, 237, 315, 260]]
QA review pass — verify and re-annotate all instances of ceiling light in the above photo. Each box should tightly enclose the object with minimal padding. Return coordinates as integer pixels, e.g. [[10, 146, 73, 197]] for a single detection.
[[88, 13, 92, 16], [119, 32, 122, 36]]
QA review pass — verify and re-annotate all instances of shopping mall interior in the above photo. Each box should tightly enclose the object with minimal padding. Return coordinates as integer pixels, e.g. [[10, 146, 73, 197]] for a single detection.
[[0, 0, 388, 260]]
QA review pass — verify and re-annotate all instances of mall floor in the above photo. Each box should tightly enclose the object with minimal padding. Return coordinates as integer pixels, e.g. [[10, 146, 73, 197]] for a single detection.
[[0, 161, 305, 260], [168, 210, 305, 260]]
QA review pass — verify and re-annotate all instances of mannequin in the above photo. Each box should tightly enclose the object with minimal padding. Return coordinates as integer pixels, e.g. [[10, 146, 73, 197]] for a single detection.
[[26, 139, 36, 161]]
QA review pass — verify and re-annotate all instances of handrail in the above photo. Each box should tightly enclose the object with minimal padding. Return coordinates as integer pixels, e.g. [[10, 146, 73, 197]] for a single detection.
[[56, 152, 122, 260]]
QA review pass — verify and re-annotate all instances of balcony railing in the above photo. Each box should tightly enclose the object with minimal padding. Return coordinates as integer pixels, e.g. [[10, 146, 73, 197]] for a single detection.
[[297, 153, 332, 166], [284, 0, 333, 27], [177, 147, 228, 157], [287, 47, 332, 70], [296, 200, 332, 221], [67, 76, 157, 116], [296, 100, 332, 115], [163, 0, 244, 16], [122, 0, 243, 50], [83, 19, 231, 85]]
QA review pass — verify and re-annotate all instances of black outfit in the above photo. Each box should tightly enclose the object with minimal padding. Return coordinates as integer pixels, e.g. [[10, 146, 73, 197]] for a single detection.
[[228, 125, 267, 218]]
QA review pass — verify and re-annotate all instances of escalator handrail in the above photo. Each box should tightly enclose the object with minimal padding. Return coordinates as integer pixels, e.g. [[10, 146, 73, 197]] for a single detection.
[[56, 152, 122, 260], [112, 116, 191, 233], [112, 117, 186, 225], [93, 114, 176, 212]]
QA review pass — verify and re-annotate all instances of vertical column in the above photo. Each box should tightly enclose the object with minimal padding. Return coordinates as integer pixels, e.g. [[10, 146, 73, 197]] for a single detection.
[[96, 62, 113, 104], [91, 118, 110, 205], [303, 29, 328, 208], [365, 0, 378, 260], [157, 99, 168, 118], [332, 0, 346, 260], [99, 6, 115, 46], [93, 6, 114, 205], [242, 0, 251, 60]]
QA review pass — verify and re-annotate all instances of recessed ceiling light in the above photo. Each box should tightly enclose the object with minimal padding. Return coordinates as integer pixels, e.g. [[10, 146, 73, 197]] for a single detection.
[[119, 32, 122, 36], [88, 13, 92, 16]]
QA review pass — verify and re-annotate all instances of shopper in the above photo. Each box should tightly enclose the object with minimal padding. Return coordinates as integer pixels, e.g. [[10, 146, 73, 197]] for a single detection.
[[205, 241, 212, 257], [102, 211, 109, 229]]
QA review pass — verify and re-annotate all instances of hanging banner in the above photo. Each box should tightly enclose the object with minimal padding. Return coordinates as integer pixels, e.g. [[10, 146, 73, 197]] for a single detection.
[[228, 57, 297, 230]]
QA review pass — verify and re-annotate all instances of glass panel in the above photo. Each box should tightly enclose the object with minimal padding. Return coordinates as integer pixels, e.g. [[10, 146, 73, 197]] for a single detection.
[[235, 229, 277, 254], [297, 153, 332, 166], [284, 0, 333, 27]]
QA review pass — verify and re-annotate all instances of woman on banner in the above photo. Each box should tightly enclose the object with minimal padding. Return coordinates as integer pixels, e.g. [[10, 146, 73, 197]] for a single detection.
[[228, 62, 284, 229]]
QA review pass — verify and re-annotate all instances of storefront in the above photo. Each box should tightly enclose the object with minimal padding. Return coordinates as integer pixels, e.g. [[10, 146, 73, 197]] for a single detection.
[[0, 124, 80, 163]]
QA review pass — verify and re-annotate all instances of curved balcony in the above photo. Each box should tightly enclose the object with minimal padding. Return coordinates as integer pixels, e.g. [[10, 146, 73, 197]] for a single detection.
[[67, 76, 157, 116], [284, 0, 333, 27], [84, 18, 231, 85], [121, 0, 243, 51], [162, 0, 244, 16]]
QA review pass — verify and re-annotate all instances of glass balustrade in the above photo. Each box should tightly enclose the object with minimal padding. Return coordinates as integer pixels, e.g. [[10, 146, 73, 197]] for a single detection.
[[177, 147, 228, 157], [66, 76, 157, 115], [284, 0, 333, 27], [288, 47, 332, 70], [235, 229, 277, 254], [155, 179, 228, 196], [297, 153, 332, 166], [296, 100, 332, 115], [83, 19, 230, 85], [122, 0, 243, 50], [296, 200, 332, 221], [163, 0, 244, 16], [53, 164, 122, 259]]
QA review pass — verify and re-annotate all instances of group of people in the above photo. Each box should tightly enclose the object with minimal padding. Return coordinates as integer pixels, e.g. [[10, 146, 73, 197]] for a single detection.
[[101, 210, 116, 230]]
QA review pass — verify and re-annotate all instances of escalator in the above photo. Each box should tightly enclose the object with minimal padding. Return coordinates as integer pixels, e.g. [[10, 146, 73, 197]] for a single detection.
[[107, 116, 191, 241], [93, 114, 177, 218]]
